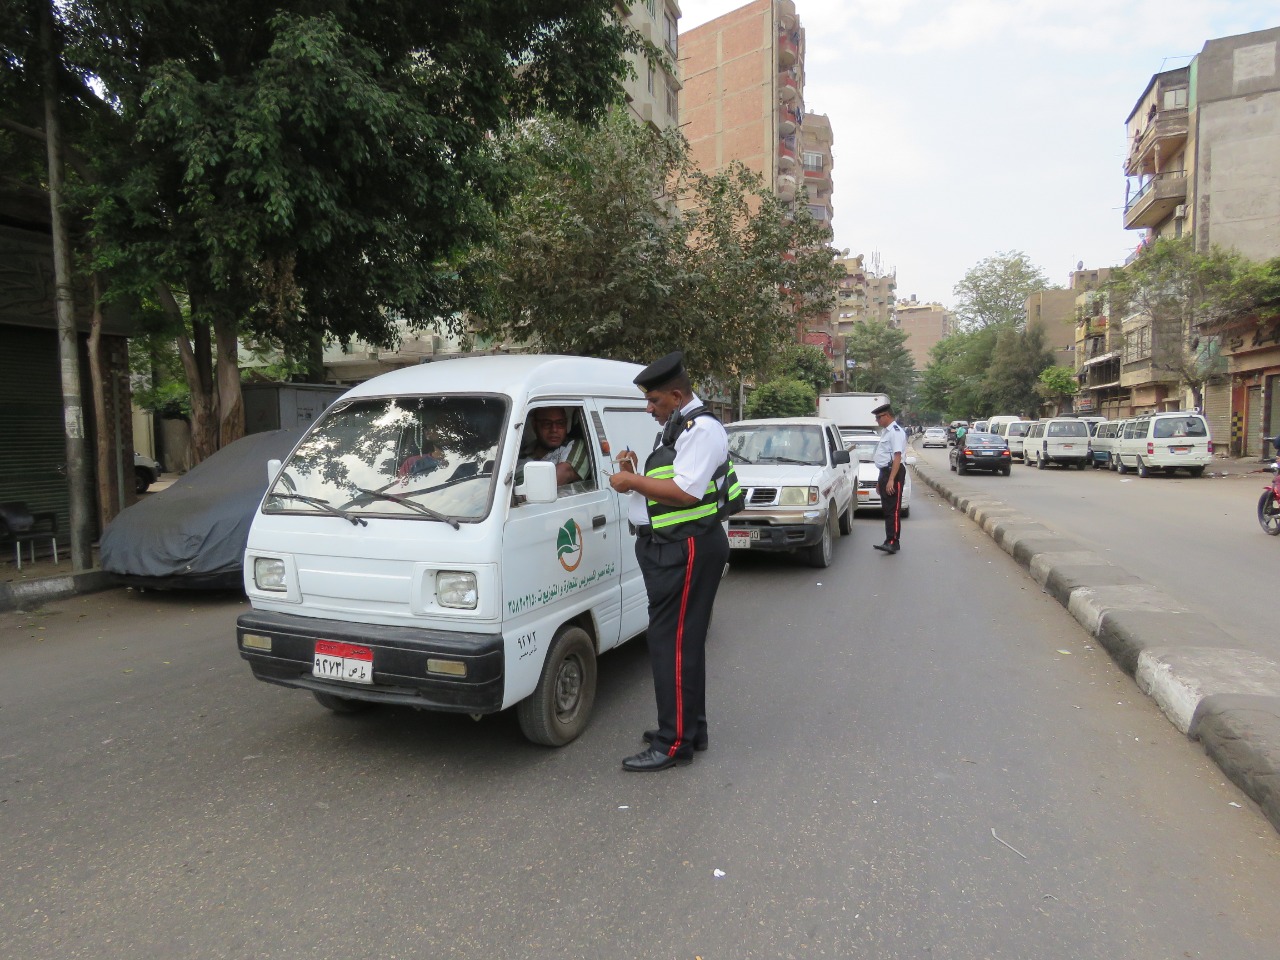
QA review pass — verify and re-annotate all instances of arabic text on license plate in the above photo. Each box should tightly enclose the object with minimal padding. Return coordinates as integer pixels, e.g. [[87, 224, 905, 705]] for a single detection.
[[1062, 444, 1075, 449], [1171, 446, 1189, 453], [728, 530, 757, 549], [977, 450, 993, 456], [314, 639, 374, 684]]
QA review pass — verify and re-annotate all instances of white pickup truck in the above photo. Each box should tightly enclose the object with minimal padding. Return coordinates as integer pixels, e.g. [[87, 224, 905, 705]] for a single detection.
[[723, 416, 854, 568]]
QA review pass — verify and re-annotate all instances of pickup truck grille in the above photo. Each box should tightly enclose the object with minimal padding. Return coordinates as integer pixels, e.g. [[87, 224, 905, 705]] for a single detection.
[[747, 487, 778, 505], [858, 479, 878, 489]]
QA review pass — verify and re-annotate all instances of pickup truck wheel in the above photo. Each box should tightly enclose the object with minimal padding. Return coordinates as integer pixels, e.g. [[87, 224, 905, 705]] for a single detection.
[[517, 626, 596, 746], [807, 512, 834, 568], [838, 504, 853, 536], [313, 691, 373, 714]]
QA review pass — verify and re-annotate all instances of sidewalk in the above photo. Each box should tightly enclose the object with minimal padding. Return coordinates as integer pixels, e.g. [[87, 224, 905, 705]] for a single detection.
[[910, 448, 1280, 834]]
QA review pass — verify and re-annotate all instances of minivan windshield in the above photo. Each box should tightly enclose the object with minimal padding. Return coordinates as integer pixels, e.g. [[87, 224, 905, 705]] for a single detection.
[[264, 395, 506, 523], [1047, 421, 1088, 437], [728, 424, 825, 465], [1154, 416, 1207, 439]]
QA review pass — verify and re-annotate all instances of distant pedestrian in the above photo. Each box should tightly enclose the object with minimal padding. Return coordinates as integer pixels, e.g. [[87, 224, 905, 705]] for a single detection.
[[872, 402, 907, 554]]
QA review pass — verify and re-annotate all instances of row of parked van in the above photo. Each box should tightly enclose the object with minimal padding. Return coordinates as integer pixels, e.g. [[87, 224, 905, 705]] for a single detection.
[[975, 411, 1214, 477]]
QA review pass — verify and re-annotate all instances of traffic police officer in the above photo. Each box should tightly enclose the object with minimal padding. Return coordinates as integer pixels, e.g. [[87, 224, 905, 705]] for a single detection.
[[608, 351, 741, 771], [871, 401, 907, 554]]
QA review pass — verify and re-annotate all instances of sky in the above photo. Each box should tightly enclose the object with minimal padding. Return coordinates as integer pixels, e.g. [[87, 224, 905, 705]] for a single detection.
[[678, 0, 1277, 308]]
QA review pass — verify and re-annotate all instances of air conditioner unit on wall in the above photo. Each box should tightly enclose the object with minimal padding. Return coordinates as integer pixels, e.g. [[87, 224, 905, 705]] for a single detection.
[[1174, 204, 1187, 219]]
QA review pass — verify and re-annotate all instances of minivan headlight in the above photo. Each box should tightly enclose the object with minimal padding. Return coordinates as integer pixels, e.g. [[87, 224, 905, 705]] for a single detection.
[[254, 557, 287, 592], [436, 571, 478, 609], [779, 486, 819, 506]]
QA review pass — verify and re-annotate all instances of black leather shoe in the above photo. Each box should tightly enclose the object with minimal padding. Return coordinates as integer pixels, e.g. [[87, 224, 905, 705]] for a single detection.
[[643, 729, 708, 751], [622, 747, 693, 771], [873, 542, 900, 554]]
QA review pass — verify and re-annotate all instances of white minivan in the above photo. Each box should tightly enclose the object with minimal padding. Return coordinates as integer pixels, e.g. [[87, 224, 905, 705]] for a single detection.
[[1026, 417, 1091, 469], [236, 355, 687, 746], [1115, 411, 1213, 477]]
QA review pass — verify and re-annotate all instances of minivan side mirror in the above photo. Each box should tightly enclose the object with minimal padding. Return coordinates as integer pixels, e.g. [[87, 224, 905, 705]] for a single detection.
[[266, 459, 282, 486], [516, 460, 558, 504]]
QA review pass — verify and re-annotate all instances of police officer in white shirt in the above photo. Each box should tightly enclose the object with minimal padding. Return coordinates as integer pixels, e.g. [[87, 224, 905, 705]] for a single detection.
[[608, 352, 733, 771], [871, 401, 907, 554]]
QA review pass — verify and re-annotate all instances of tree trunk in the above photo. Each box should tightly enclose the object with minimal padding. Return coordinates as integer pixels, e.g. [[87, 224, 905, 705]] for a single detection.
[[156, 283, 218, 463], [213, 310, 244, 447], [40, 0, 94, 570], [87, 277, 119, 529]]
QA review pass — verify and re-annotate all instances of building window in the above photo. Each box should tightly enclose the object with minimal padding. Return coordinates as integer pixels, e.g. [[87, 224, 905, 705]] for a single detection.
[[645, 0, 656, 16], [665, 81, 678, 120], [647, 63, 655, 95], [802, 151, 823, 172], [1163, 87, 1188, 110], [664, 13, 678, 56]]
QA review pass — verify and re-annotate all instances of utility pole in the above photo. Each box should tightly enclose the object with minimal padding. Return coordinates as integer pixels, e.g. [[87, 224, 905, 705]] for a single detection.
[[40, 0, 93, 569]]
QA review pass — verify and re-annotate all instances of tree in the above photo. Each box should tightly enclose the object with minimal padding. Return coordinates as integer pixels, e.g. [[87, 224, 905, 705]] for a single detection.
[[1037, 365, 1079, 404], [469, 111, 840, 385], [952, 251, 1054, 331], [1103, 238, 1247, 410], [3, 0, 643, 461], [985, 322, 1055, 416], [843, 320, 915, 402], [919, 327, 999, 421], [769, 343, 833, 396], [744, 379, 816, 419]]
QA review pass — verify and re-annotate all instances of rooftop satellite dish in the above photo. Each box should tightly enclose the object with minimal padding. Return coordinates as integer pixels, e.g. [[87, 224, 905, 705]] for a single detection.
[[1077, 260, 1084, 271]]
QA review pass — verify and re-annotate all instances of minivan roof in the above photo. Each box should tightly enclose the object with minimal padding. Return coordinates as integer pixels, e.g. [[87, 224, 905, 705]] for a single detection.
[[340, 355, 646, 403]]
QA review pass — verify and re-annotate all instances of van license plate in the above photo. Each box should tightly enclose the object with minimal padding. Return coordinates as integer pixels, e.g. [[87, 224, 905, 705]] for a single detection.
[[314, 639, 374, 684], [1171, 446, 1189, 453], [728, 530, 757, 549]]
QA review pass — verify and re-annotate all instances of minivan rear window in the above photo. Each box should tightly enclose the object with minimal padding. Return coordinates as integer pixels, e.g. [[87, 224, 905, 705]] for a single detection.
[[1048, 421, 1088, 437], [1153, 417, 1207, 438], [1006, 422, 1030, 437]]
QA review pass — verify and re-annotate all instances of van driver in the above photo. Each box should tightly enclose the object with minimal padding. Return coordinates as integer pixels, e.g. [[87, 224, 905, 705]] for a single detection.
[[526, 407, 589, 486]]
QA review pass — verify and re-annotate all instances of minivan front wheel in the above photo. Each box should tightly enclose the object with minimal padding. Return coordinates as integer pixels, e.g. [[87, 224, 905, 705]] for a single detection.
[[518, 626, 597, 746]]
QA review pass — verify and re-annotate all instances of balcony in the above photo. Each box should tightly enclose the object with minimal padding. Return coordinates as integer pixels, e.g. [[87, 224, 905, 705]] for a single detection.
[[1123, 171, 1186, 230], [778, 135, 797, 171], [779, 71, 799, 103], [776, 174, 797, 201], [777, 30, 799, 68], [1126, 106, 1189, 177]]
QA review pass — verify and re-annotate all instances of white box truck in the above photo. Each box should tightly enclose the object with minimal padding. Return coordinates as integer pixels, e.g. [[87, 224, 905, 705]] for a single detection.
[[817, 393, 891, 442]]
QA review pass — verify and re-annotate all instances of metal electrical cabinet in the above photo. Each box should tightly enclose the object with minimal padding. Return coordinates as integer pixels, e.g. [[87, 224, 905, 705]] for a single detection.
[[242, 383, 348, 435]]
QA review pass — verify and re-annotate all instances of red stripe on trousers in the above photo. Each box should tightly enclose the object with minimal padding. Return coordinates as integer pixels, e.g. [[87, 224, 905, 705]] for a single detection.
[[669, 536, 696, 757], [891, 478, 901, 541]]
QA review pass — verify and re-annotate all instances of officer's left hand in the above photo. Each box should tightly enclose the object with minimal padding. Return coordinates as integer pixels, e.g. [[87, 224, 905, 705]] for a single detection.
[[609, 471, 636, 493]]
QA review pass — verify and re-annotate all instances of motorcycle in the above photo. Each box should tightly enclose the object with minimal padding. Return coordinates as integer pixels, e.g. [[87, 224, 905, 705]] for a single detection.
[[1259, 445, 1280, 535]]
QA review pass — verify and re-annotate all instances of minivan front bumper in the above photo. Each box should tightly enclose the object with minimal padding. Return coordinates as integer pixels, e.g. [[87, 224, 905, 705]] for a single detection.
[[237, 609, 505, 713]]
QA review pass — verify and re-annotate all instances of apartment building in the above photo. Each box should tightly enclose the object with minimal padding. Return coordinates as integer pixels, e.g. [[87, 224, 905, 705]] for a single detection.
[[618, 0, 683, 132], [1121, 26, 1280, 451], [895, 296, 952, 371]]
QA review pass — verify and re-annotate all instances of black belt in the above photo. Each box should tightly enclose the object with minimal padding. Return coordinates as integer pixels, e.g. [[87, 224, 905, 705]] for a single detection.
[[629, 522, 652, 537]]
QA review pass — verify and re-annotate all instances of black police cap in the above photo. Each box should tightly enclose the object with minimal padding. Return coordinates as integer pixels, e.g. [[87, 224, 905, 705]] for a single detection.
[[633, 351, 685, 390], [871, 402, 893, 416]]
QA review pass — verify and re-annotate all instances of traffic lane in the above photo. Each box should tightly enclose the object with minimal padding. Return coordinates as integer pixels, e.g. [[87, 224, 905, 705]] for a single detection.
[[1, 516, 1279, 960], [914, 443, 1276, 654]]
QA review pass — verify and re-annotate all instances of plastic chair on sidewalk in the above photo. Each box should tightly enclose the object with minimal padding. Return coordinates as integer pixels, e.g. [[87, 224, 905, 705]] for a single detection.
[[0, 502, 59, 570]]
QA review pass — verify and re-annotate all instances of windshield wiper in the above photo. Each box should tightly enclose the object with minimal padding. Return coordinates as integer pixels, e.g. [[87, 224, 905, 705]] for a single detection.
[[269, 493, 367, 526], [351, 487, 461, 530], [729, 450, 754, 464], [772, 456, 816, 465]]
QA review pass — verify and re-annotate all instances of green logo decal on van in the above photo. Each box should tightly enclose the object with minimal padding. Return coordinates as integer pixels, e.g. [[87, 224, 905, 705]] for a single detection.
[[556, 519, 583, 572]]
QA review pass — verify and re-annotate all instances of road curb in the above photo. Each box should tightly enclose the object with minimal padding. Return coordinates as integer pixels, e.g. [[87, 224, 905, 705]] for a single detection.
[[0, 570, 114, 613], [912, 457, 1280, 834]]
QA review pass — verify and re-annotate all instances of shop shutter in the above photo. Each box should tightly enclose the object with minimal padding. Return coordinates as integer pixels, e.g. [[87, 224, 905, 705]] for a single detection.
[[1202, 380, 1231, 455], [0, 325, 70, 537], [1246, 385, 1264, 457]]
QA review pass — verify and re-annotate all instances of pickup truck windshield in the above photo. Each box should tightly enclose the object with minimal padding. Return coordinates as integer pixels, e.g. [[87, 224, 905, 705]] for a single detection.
[[264, 395, 506, 523], [727, 424, 825, 466]]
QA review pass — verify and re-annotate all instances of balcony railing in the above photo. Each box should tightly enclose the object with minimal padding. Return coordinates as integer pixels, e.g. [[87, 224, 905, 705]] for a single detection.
[[1123, 171, 1186, 230]]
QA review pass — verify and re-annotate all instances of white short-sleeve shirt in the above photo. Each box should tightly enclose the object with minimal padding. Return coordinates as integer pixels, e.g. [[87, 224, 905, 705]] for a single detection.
[[628, 394, 729, 525], [873, 420, 908, 468]]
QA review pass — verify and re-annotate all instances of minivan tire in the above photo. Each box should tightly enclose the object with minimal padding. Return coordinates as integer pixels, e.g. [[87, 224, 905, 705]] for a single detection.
[[1116, 458, 1128, 475], [1036, 452, 1045, 469], [518, 626, 597, 746], [1137, 457, 1151, 478]]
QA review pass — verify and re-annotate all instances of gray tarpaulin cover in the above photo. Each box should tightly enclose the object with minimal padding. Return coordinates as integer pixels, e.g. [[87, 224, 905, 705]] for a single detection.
[[101, 428, 303, 588]]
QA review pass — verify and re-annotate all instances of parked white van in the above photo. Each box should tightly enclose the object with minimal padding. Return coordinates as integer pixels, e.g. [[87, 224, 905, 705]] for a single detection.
[[986, 415, 1022, 438], [235, 355, 695, 746], [1026, 417, 1091, 469], [1089, 420, 1124, 469], [1115, 411, 1213, 477], [1004, 419, 1034, 461]]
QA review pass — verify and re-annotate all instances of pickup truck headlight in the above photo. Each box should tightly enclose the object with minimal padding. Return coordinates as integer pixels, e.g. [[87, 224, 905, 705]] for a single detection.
[[779, 486, 819, 506], [253, 557, 287, 592], [436, 571, 478, 609]]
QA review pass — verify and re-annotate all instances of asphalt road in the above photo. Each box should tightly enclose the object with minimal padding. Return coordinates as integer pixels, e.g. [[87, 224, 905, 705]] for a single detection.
[[3, 492, 1280, 960], [913, 445, 1275, 658]]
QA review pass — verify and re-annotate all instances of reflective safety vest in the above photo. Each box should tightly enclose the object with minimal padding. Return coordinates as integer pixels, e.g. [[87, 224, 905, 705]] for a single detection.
[[644, 406, 744, 542]]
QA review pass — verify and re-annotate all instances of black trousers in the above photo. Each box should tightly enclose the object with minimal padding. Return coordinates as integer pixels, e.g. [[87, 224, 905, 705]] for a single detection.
[[636, 525, 729, 759], [877, 466, 903, 546]]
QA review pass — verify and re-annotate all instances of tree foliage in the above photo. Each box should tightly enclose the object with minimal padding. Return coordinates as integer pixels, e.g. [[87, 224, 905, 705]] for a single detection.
[[769, 343, 834, 396], [468, 111, 840, 385], [952, 250, 1054, 332], [744, 379, 816, 419], [985, 322, 1055, 415], [843, 320, 916, 404], [1037, 365, 1079, 399], [2, 0, 642, 458]]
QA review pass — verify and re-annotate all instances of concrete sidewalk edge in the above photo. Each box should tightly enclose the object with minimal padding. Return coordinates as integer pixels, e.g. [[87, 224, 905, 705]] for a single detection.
[[0, 570, 114, 613], [912, 458, 1280, 835]]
